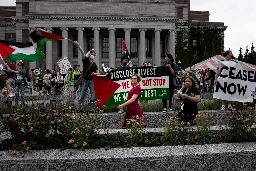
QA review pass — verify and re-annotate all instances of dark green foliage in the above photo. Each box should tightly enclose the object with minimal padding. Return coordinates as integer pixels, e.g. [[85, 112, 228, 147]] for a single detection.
[[176, 27, 224, 68]]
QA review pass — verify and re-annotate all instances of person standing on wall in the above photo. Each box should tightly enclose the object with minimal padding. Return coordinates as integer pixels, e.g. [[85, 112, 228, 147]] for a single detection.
[[73, 41, 99, 110], [161, 54, 179, 113], [214, 50, 235, 111]]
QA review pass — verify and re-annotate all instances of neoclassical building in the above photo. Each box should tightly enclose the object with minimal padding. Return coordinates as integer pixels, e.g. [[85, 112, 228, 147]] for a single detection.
[[0, 0, 226, 72]]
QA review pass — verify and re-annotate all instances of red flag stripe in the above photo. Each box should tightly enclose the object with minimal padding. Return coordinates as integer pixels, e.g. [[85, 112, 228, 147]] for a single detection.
[[0, 42, 15, 60], [93, 75, 120, 108], [38, 29, 64, 40]]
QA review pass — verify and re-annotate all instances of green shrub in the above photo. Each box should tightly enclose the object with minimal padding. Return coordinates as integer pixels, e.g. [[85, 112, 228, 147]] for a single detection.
[[226, 103, 256, 142], [7, 103, 97, 152], [194, 112, 213, 144], [198, 99, 222, 110]]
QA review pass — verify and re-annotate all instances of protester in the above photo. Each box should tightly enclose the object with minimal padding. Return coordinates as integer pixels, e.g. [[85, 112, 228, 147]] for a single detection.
[[116, 55, 130, 70], [55, 72, 64, 95], [205, 69, 215, 93], [3, 62, 16, 97], [72, 65, 81, 98], [43, 69, 52, 94], [177, 76, 201, 125], [214, 50, 234, 111], [64, 68, 75, 97], [73, 41, 99, 110], [9, 61, 27, 105], [161, 54, 179, 113], [117, 74, 146, 129], [49, 70, 56, 93], [117, 54, 132, 114]]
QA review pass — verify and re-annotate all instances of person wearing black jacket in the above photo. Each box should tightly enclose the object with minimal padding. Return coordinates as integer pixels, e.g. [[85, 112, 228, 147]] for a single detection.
[[205, 69, 215, 93], [73, 41, 99, 110], [161, 54, 179, 113]]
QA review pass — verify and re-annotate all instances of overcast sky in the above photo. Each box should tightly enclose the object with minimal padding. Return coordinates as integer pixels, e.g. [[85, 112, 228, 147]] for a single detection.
[[0, 0, 255, 57]]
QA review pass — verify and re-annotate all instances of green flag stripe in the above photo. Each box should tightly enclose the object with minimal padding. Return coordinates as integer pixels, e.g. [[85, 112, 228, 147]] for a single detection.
[[104, 88, 169, 106], [36, 38, 49, 58], [5, 53, 44, 62]]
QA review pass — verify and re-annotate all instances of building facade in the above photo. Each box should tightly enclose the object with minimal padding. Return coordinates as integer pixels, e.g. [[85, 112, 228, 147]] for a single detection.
[[0, 0, 226, 72]]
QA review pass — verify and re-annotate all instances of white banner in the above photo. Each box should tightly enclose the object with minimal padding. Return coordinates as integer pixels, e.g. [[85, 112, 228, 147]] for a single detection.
[[213, 61, 256, 102]]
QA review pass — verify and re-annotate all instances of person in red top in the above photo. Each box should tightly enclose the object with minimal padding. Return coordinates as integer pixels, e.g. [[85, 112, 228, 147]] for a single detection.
[[118, 74, 146, 129]]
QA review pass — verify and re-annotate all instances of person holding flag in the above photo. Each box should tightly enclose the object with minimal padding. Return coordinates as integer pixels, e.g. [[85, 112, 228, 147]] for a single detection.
[[121, 40, 132, 67], [73, 41, 99, 110]]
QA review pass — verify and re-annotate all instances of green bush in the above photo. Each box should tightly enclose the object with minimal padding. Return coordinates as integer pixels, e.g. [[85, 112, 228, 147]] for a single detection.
[[226, 103, 256, 143], [198, 99, 222, 110], [6, 103, 97, 152]]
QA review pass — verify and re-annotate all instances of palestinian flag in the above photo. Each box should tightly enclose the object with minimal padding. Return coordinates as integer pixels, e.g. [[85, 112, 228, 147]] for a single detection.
[[0, 40, 46, 62], [122, 40, 128, 56], [29, 28, 64, 59], [104, 67, 170, 107], [93, 75, 120, 107], [0, 29, 64, 62], [30, 28, 64, 43]]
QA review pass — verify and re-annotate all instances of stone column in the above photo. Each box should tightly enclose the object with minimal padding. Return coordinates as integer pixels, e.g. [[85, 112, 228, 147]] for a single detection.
[[139, 28, 147, 66], [151, 34, 155, 66], [0, 27, 5, 40], [108, 28, 116, 68], [76, 27, 84, 69], [29, 28, 37, 73], [61, 27, 69, 58], [169, 29, 176, 60], [124, 28, 131, 53], [155, 29, 161, 67], [16, 29, 22, 42], [45, 27, 53, 70], [92, 27, 100, 67]]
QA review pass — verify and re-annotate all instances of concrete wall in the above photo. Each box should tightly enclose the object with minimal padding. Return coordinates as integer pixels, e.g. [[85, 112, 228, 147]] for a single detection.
[[1, 142, 256, 170]]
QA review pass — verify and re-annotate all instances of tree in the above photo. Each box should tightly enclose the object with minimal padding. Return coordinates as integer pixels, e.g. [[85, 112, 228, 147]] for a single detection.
[[243, 46, 249, 63], [238, 47, 243, 61], [249, 43, 256, 64]]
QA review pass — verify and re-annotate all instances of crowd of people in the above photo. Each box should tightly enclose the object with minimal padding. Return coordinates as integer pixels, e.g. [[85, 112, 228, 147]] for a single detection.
[[0, 43, 235, 127], [0, 62, 84, 103]]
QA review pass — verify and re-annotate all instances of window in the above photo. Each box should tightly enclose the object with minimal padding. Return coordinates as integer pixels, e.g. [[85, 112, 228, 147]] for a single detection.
[[146, 37, 152, 58], [130, 36, 138, 58], [73, 35, 78, 58], [160, 36, 166, 58], [102, 37, 109, 58], [58, 41, 62, 58], [8, 37, 14, 41], [88, 36, 94, 52], [116, 37, 124, 58]]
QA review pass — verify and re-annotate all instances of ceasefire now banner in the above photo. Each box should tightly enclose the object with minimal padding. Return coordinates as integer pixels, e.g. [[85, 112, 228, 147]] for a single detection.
[[104, 67, 170, 106], [213, 61, 256, 102]]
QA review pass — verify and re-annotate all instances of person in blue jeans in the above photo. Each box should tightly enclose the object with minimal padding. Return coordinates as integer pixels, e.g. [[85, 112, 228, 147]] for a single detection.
[[8, 61, 27, 106], [73, 41, 99, 110]]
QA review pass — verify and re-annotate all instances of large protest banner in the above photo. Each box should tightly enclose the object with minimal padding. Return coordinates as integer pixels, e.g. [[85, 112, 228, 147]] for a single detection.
[[104, 67, 170, 106], [213, 61, 256, 102]]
